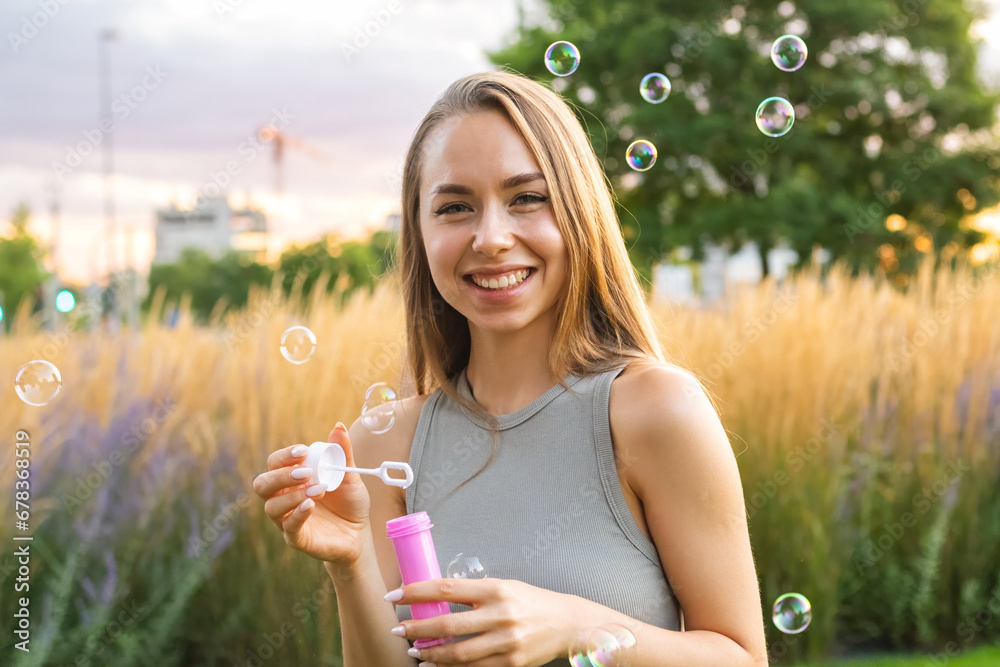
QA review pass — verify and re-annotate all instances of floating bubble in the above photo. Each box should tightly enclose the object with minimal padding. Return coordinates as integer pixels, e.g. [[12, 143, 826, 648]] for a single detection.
[[15, 360, 62, 407], [772, 592, 812, 634], [446, 553, 487, 579], [755, 97, 795, 137], [771, 34, 808, 72], [605, 624, 637, 651], [280, 326, 316, 364], [545, 41, 580, 76], [569, 625, 637, 667], [361, 382, 398, 434], [625, 140, 657, 171], [639, 73, 671, 104]]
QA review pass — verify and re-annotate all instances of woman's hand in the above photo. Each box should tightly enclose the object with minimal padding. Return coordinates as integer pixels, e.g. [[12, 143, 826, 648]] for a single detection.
[[253, 422, 371, 566], [387, 578, 583, 666]]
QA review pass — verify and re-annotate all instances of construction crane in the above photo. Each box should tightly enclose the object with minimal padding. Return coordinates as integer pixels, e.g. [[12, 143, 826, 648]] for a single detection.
[[257, 125, 332, 194]]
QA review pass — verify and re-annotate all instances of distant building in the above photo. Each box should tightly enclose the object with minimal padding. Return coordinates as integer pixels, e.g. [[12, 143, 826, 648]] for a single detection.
[[384, 213, 401, 232], [153, 196, 269, 265], [653, 240, 813, 306]]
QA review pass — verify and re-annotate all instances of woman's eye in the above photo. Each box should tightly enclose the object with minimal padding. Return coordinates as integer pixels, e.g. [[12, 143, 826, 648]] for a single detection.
[[436, 203, 469, 215], [435, 194, 548, 215], [515, 194, 549, 205]]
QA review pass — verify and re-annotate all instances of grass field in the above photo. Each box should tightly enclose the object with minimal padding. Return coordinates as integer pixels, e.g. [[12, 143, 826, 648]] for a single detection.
[[809, 643, 1000, 665], [1, 255, 998, 665]]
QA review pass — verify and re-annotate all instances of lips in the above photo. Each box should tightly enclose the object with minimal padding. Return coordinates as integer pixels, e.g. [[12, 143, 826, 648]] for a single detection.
[[464, 266, 534, 279], [464, 267, 536, 294]]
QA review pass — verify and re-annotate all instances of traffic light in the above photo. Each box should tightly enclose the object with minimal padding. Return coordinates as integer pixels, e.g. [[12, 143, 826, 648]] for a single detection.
[[55, 289, 75, 313]]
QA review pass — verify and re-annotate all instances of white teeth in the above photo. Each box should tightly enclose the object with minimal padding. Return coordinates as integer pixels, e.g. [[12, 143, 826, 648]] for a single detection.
[[474, 269, 529, 290]]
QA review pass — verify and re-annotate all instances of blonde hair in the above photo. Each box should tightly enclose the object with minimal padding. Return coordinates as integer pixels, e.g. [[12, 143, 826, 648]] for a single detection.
[[389, 69, 677, 501]]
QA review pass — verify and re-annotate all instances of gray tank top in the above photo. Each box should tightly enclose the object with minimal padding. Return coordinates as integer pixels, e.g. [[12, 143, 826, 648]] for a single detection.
[[394, 363, 681, 664]]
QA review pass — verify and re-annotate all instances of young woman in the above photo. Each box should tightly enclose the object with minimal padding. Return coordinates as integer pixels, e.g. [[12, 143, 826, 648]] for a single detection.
[[254, 70, 767, 667]]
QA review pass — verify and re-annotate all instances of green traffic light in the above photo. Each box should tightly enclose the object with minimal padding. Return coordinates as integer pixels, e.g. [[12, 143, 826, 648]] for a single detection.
[[56, 290, 75, 313]]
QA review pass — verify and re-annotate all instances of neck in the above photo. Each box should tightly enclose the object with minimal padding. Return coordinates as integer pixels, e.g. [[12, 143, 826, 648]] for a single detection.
[[465, 313, 560, 416]]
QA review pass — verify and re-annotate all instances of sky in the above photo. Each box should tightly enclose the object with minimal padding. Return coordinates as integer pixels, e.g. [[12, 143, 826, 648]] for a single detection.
[[2, 0, 999, 284], [1, 0, 533, 283]]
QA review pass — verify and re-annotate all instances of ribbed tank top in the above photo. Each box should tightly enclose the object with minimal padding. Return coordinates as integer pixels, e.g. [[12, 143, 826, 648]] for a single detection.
[[395, 363, 681, 664]]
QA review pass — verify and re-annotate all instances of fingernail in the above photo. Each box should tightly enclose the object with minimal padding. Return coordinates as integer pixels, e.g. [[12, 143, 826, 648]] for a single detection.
[[383, 588, 403, 602], [291, 445, 308, 457], [407, 647, 421, 658], [390, 624, 406, 637], [298, 498, 314, 512], [335, 421, 347, 432], [419, 662, 437, 667], [306, 484, 328, 497], [290, 467, 313, 480]]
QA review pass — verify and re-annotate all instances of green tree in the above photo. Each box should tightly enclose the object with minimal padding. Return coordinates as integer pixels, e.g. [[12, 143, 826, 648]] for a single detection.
[[278, 234, 392, 302], [489, 0, 999, 283], [144, 249, 273, 322], [143, 233, 395, 324], [0, 203, 49, 327]]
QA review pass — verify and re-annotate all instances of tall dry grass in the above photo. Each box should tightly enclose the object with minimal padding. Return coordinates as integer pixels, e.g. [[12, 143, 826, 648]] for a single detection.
[[0, 256, 998, 665]]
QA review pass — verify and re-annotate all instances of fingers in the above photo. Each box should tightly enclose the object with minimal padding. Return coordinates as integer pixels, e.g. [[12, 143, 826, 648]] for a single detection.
[[263, 481, 328, 524], [389, 577, 499, 607], [254, 466, 309, 504], [411, 637, 504, 666], [266, 443, 309, 472], [402, 615, 502, 665], [280, 496, 315, 536], [254, 444, 310, 499], [326, 421, 359, 468], [254, 447, 317, 532]]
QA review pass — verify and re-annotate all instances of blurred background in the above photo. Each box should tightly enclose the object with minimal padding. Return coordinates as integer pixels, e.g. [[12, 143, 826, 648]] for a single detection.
[[1, 0, 999, 665]]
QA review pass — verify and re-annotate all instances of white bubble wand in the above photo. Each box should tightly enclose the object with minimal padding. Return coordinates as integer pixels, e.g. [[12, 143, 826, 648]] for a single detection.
[[302, 441, 413, 490]]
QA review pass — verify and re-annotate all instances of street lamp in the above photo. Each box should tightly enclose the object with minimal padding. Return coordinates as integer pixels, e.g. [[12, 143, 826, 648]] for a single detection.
[[98, 28, 118, 276]]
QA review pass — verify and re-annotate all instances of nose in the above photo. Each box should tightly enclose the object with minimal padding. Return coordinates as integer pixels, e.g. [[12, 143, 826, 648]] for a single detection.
[[470, 202, 516, 257]]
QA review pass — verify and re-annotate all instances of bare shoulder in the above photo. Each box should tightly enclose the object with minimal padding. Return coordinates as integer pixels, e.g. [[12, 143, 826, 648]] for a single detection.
[[350, 393, 432, 469], [612, 358, 707, 426], [609, 358, 725, 492]]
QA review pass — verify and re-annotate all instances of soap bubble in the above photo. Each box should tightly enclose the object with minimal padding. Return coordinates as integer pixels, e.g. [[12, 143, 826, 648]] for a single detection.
[[545, 41, 580, 76], [569, 624, 637, 667], [605, 624, 636, 651], [639, 73, 671, 104], [772, 592, 812, 634], [15, 360, 62, 406], [755, 97, 795, 137], [447, 553, 487, 579], [771, 34, 808, 71], [280, 326, 316, 364], [361, 382, 397, 434], [625, 140, 657, 171]]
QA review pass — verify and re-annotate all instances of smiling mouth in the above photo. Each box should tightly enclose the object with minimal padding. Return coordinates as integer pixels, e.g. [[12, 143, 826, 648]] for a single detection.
[[464, 267, 535, 291]]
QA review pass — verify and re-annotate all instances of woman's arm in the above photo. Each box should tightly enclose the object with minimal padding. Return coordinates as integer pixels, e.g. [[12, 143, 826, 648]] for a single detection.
[[326, 535, 416, 667], [328, 418, 419, 667], [608, 362, 768, 666], [254, 421, 417, 665]]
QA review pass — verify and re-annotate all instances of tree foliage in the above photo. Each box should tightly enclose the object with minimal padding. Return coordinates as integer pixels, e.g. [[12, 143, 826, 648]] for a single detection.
[[488, 0, 1000, 283], [144, 248, 274, 320], [144, 232, 397, 322], [0, 203, 49, 326]]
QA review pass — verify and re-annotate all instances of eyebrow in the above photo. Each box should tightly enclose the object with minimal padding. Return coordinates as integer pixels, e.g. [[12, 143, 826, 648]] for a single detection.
[[430, 172, 546, 196]]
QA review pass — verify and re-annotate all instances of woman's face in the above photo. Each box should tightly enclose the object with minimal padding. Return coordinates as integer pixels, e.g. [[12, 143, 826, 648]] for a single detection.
[[419, 110, 568, 334]]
